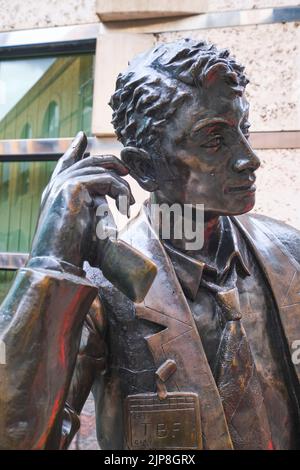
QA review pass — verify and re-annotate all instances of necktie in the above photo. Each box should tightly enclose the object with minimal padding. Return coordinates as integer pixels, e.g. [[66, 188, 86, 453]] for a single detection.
[[202, 264, 274, 450]]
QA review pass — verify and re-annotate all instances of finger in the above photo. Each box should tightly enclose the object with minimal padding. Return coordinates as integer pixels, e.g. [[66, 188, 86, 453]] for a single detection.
[[64, 168, 135, 205], [107, 172, 135, 207], [62, 166, 107, 180], [51, 131, 88, 181], [108, 175, 135, 218], [90, 173, 133, 217], [62, 154, 129, 177], [62, 166, 134, 204], [68, 174, 135, 217], [91, 155, 129, 176]]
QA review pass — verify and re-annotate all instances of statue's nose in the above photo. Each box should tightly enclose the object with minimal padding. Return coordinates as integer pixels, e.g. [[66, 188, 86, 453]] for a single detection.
[[232, 142, 260, 173]]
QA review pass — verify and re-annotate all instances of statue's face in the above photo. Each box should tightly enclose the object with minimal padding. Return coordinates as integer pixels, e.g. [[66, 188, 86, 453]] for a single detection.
[[154, 88, 260, 216]]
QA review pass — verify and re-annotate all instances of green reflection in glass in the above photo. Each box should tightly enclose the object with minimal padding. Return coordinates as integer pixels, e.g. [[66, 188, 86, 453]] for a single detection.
[[20, 122, 32, 139], [0, 160, 56, 253], [0, 54, 94, 139], [0, 270, 16, 304], [42, 101, 60, 138]]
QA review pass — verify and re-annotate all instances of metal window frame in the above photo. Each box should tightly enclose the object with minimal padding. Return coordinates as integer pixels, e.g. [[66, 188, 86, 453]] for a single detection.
[[0, 253, 28, 270], [0, 137, 122, 161], [0, 23, 99, 58]]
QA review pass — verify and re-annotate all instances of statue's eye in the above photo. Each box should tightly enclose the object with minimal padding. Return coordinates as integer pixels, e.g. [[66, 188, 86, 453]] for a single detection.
[[201, 135, 223, 148]]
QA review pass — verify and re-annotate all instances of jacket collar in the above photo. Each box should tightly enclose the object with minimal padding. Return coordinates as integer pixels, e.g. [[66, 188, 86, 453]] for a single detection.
[[162, 216, 251, 300]]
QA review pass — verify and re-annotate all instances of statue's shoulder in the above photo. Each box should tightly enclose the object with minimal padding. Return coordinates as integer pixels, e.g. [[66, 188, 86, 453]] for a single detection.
[[243, 213, 300, 265]]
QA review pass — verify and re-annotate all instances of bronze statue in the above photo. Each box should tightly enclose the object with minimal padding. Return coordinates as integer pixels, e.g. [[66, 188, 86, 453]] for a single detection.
[[0, 39, 300, 450]]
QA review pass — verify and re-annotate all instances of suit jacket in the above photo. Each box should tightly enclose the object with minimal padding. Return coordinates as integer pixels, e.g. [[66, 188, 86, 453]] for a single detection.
[[1, 208, 300, 449], [78, 208, 300, 450]]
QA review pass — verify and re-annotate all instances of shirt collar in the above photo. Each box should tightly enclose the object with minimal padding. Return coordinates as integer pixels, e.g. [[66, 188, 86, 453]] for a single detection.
[[163, 216, 251, 301]]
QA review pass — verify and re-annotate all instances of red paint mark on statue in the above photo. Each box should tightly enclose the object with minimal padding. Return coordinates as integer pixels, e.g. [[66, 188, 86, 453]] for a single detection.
[[244, 201, 254, 213], [204, 63, 228, 88], [204, 217, 219, 240], [33, 389, 65, 449], [267, 440, 274, 450], [58, 289, 85, 367]]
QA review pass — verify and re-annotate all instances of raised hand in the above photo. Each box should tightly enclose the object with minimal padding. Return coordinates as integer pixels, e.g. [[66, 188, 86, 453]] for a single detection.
[[30, 132, 135, 269]]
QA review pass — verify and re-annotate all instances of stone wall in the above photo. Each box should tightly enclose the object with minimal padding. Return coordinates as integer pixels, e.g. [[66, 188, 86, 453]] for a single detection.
[[157, 22, 300, 132], [255, 150, 300, 229], [0, 0, 99, 31]]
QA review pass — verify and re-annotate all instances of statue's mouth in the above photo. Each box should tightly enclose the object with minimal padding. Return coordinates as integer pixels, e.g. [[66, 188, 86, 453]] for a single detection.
[[228, 184, 256, 193], [225, 182, 256, 194]]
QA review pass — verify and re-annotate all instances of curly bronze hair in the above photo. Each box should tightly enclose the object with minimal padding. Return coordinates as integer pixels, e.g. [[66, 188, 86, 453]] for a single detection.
[[110, 38, 248, 149]]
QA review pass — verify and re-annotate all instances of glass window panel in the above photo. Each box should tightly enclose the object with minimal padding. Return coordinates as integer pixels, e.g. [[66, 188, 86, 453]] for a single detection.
[[0, 54, 94, 139], [0, 270, 16, 304], [0, 160, 56, 253]]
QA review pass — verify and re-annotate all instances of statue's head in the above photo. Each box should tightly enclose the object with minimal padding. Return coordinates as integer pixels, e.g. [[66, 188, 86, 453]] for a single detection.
[[110, 38, 260, 216]]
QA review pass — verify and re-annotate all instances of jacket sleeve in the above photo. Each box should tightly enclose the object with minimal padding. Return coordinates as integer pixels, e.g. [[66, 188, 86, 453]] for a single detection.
[[0, 266, 97, 450]]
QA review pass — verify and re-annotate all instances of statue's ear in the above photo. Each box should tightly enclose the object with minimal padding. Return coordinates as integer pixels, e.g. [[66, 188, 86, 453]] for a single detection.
[[121, 147, 158, 192]]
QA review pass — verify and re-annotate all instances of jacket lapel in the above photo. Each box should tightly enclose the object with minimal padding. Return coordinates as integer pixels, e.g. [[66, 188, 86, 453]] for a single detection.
[[234, 214, 300, 387], [120, 207, 233, 450]]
